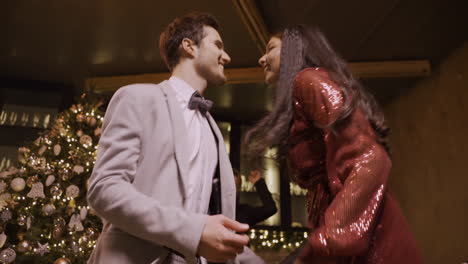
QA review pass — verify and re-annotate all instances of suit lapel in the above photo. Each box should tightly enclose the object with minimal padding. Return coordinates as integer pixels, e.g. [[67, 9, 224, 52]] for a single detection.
[[158, 82, 235, 218], [159, 81, 190, 202], [206, 113, 236, 219], [206, 113, 222, 147]]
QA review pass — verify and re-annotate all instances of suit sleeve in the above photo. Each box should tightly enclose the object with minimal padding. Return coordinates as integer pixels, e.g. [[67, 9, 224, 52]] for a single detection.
[[87, 86, 207, 260], [293, 69, 390, 258]]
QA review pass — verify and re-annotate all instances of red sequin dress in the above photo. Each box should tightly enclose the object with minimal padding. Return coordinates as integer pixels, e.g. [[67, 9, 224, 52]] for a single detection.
[[288, 68, 422, 263]]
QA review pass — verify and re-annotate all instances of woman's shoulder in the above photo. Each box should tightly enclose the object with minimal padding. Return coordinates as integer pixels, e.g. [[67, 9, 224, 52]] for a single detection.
[[294, 67, 329, 84], [293, 67, 341, 96]]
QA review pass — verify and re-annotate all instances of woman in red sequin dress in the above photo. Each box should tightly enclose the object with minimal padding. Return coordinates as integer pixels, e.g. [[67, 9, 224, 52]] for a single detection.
[[244, 25, 422, 263]]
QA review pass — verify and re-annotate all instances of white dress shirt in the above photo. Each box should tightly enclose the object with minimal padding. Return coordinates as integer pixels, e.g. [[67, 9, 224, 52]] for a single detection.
[[168, 76, 218, 215]]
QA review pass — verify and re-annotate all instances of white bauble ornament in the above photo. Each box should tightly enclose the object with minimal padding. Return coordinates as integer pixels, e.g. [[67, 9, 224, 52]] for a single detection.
[[10, 178, 25, 192]]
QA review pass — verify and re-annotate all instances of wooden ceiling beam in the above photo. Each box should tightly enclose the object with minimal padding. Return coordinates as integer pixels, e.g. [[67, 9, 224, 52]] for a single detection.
[[349, 60, 430, 78], [232, 0, 269, 54], [86, 60, 430, 93]]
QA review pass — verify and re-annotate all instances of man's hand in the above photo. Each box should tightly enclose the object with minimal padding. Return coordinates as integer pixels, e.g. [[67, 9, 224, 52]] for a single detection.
[[198, 215, 250, 262], [248, 170, 261, 184]]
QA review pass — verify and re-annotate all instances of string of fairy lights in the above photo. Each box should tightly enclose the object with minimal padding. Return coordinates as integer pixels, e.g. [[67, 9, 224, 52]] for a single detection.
[[0, 95, 105, 264], [248, 228, 308, 251]]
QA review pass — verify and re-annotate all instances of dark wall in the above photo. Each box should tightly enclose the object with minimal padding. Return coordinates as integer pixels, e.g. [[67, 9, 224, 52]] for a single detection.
[[385, 42, 468, 264]]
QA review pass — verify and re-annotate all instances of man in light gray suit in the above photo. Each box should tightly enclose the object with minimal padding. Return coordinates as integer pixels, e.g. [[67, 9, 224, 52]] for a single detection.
[[87, 12, 263, 264]]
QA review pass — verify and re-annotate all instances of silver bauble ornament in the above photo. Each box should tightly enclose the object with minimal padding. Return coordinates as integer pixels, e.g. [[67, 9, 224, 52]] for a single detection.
[[50, 183, 63, 196], [42, 203, 56, 216], [17, 215, 26, 226], [53, 217, 66, 227], [86, 227, 100, 240], [17, 240, 31, 253], [70, 240, 79, 253], [52, 226, 63, 239], [54, 257, 71, 264]]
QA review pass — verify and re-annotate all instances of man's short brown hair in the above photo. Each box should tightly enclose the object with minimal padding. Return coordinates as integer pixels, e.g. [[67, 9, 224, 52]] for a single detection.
[[159, 12, 219, 71]]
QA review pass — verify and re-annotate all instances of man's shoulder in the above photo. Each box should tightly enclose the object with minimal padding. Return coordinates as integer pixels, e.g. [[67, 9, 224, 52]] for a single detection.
[[106, 81, 171, 111], [115, 81, 167, 98]]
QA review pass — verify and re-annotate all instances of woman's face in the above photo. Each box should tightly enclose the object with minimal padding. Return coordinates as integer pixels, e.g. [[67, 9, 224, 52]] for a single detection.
[[258, 36, 282, 85]]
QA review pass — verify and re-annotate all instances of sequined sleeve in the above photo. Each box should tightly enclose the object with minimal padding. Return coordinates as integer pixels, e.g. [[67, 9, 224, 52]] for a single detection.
[[293, 68, 391, 258], [292, 68, 344, 128]]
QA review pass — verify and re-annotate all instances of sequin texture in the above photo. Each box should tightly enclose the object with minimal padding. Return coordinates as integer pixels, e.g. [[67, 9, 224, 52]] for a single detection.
[[288, 68, 422, 263]]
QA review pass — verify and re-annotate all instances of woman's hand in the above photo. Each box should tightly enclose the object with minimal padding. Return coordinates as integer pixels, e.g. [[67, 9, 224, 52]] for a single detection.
[[248, 170, 262, 184]]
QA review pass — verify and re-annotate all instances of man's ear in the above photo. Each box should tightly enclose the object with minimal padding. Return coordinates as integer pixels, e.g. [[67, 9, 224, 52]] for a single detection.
[[180, 38, 197, 58]]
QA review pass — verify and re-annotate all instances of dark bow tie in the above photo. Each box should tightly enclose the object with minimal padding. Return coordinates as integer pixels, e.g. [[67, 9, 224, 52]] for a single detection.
[[188, 91, 213, 115]]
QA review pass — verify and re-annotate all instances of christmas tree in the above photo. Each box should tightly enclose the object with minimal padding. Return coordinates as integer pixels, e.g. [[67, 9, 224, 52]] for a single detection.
[[0, 93, 105, 264], [0, 92, 307, 264]]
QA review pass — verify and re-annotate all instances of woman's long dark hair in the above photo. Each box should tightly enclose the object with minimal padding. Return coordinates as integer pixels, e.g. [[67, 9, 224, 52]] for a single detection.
[[243, 25, 390, 165]]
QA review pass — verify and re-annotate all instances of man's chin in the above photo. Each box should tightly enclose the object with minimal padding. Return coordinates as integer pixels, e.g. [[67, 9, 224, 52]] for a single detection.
[[209, 74, 227, 86]]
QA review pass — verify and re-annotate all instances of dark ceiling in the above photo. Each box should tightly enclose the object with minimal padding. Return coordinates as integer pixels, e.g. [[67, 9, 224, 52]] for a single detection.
[[258, 0, 467, 64], [1, 0, 257, 86], [1, 0, 467, 117]]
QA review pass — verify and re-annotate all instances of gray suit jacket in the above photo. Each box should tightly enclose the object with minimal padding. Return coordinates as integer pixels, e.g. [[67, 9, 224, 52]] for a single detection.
[[87, 81, 254, 264]]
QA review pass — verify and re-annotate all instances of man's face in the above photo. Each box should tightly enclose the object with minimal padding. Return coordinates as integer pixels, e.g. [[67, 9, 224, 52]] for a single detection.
[[194, 26, 231, 86]]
